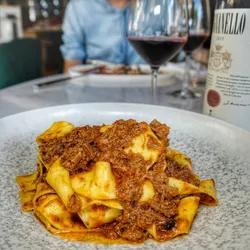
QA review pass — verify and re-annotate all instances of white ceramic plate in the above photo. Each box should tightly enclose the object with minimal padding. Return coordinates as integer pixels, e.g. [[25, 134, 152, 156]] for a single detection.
[[69, 62, 207, 88], [69, 64, 176, 88], [0, 103, 250, 250]]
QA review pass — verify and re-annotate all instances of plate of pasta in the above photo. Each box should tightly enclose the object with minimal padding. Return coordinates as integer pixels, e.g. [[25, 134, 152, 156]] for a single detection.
[[68, 63, 177, 88], [0, 103, 250, 250]]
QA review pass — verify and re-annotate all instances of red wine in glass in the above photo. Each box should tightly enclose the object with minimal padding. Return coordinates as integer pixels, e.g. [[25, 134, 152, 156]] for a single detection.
[[128, 36, 187, 68], [183, 33, 209, 53], [127, 0, 189, 104], [172, 32, 210, 99]]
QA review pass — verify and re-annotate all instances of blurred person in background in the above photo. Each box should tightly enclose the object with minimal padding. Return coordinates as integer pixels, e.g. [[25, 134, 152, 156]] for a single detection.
[[61, 0, 144, 73]]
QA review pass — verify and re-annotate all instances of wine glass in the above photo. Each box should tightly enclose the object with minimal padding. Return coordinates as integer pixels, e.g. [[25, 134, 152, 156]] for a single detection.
[[127, 0, 189, 104], [173, 0, 211, 99]]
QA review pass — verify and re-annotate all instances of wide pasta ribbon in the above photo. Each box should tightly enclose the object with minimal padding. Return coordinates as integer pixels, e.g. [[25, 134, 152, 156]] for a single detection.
[[78, 203, 122, 229], [36, 121, 74, 145], [166, 148, 192, 170], [71, 161, 123, 228], [17, 159, 44, 212], [33, 181, 86, 234], [101, 124, 163, 170], [124, 126, 163, 170], [147, 196, 200, 240], [71, 161, 117, 200], [47, 159, 123, 228], [139, 177, 217, 206], [46, 157, 81, 213], [168, 178, 218, 206]]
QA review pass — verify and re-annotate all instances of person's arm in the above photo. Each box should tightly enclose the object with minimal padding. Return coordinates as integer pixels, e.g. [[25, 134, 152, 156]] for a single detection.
[[60, 1, 86, 73], [63, 60, 82, 73]]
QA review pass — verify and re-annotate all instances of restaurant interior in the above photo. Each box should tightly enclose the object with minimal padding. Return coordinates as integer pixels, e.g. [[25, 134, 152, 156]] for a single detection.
[[0, 0, 212, 87], [0, 0, 66, 85]]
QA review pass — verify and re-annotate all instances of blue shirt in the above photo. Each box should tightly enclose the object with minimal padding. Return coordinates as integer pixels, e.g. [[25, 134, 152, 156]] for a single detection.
[[60, 0, 145, 64]]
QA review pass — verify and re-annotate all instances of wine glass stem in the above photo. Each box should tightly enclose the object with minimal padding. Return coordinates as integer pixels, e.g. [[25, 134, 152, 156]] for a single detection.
[[181, 53, 191, 96], [151, 67, 159, 104]]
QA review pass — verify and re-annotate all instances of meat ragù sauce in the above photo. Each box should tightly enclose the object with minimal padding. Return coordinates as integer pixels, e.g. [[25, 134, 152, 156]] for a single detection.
[[38, 119, 199, 243]]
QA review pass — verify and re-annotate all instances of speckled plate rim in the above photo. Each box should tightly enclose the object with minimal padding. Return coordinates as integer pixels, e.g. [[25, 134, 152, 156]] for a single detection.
[[0, 103, 249, 139], [1, 103, 250, 250]]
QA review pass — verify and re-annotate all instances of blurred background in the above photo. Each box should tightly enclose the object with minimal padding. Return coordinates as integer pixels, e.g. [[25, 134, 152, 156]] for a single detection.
[[0, 0, 68, 77], [0, 0, 217, 119], [0, 0, 215, 89]]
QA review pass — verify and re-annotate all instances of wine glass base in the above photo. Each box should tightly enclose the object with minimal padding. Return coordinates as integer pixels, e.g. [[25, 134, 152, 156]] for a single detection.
[[169, 89, 201, 99]]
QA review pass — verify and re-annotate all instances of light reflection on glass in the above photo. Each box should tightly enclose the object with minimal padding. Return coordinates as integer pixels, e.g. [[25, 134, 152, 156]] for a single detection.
[[154, 5, 161, 15]]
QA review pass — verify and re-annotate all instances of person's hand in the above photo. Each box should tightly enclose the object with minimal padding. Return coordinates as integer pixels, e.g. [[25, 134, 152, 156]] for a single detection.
[[63, 60, 82, 73]]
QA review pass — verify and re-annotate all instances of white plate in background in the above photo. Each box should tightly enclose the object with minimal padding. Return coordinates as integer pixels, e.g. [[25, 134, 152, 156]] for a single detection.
[[69, 64, 176, 88], [69, 62, 207, 88]]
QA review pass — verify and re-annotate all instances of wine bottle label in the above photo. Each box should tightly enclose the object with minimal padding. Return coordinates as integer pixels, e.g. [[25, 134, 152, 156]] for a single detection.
[[203, 9, 250, 131]]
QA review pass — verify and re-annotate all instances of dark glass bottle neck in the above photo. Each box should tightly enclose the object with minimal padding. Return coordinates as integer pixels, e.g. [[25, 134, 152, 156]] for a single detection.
[[216, 0, 250, 9]]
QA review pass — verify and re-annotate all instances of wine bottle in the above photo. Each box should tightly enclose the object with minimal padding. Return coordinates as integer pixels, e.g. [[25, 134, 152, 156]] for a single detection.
[[203, 0, 250, 131]]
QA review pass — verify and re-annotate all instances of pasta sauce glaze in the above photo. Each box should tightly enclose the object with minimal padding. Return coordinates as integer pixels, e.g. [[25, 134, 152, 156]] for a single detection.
[[39, 119, 199, 243]]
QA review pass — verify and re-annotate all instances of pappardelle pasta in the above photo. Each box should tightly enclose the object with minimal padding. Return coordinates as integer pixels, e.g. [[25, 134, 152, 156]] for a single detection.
[[16, 119, 218, 243]]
